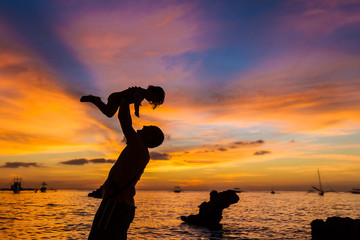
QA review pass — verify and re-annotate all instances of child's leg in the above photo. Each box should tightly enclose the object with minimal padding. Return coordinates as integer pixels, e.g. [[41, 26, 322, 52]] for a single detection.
[[80, 95, 118, 118]]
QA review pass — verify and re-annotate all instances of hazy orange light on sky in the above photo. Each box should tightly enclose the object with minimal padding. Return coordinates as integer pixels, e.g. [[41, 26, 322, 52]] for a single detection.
[[0, 0, 359, 191]]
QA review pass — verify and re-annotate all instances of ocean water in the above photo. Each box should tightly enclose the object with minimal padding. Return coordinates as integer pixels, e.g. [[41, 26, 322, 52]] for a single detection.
[[0, 190, 359, 239]]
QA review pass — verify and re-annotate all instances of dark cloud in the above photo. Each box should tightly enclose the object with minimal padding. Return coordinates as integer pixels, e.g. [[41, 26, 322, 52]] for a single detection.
[[234, 139, 264, 145], [89, 158, 106, 163], [60, 158, 89, 165], [196, 149, 211, 153], [150, 152, 171, 160], [0, 162, 42, 168], [196, 139, 266, 154], [89, 158, 116, 164], [184, 159, 217, 165], [253, 151, 271, 156], [60, 158, 116, 165]]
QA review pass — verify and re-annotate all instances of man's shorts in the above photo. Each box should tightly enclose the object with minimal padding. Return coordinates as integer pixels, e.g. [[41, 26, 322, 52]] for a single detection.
[[88, 197, 136, 240]]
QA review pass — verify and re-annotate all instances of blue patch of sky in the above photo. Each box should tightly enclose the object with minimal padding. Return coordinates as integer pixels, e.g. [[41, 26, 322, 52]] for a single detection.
[[165, 0, 304, 86], [194, 0, 286, 20], [195, 48, 255, 84], [0, 1, 97, 94], [312, 132, 360, 146], [338, 1, 360, 13], [163, 48, 254, 83]]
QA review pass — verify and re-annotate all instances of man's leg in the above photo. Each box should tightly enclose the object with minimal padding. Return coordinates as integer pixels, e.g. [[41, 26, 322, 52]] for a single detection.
[[88, 198, 135, 240], [105, 202, 136, 239], [88, 197, 113, 239]]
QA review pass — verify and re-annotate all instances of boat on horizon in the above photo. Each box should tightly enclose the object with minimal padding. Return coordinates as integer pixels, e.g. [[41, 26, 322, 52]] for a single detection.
[[11, 176, 22, 193], [174, 186, 181, 193], [0, 177, 36, 193], [351, 188, 360, 194], [312, 169, 325, 196], [0, 177, 56, 193], [40, 182, 47, 192]]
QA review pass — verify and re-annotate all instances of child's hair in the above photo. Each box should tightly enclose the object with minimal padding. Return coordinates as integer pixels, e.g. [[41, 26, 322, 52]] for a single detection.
[[147, 85, 165, 109]]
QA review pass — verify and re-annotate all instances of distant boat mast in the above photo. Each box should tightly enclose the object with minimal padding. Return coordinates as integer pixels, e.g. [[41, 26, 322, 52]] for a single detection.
[[317, 169, 324, 196], [312, 169, 324, 196], [318, 169, 323, 193], [11, 176, 22, 193]]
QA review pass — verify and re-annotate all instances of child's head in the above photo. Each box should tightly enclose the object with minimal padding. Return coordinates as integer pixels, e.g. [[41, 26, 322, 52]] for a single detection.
[[145, 85, 165, 109]]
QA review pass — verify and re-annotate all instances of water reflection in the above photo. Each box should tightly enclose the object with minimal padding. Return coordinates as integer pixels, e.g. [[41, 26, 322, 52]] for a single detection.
[[0, 190, 359, 239], [179, 223, 225, 240], [0, 190, 97, 239]]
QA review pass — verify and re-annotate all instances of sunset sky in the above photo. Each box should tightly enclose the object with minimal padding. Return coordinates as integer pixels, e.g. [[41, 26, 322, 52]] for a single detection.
[[0, 0, 359, 191]]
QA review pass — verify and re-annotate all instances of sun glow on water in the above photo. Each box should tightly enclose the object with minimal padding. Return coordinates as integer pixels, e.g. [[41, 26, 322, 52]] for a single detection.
[[1, 190, 359, 239]]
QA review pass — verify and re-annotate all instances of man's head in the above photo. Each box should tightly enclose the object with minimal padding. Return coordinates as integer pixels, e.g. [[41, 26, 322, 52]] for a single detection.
[[137, 125, 164, 148]]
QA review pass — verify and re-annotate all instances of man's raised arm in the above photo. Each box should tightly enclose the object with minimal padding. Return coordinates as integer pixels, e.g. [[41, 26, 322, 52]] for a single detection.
[[118, 98, 136, 140]]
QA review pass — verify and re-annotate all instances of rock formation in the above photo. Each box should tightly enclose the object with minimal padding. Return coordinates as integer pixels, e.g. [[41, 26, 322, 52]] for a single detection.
[[311, 216, 360, 239], [181, 189, 239, 228], [88, 185, 103, 198]]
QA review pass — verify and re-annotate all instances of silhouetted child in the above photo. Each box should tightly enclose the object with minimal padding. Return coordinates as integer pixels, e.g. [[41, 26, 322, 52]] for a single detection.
[[80, 86, 165, 118]]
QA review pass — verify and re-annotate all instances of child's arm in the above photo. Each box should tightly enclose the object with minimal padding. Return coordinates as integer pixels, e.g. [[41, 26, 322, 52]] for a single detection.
[[132, 88, 144, 118], [80, 94, 118, 118], [133, 92, 143, 118]]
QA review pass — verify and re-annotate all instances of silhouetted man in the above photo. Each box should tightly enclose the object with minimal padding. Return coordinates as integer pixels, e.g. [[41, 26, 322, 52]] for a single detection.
[[88, 98, 164, 240]]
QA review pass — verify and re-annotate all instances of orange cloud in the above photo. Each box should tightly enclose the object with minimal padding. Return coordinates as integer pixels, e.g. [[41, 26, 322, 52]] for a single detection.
[[160, 50, 360, 135], [0, 50, 123, 156]]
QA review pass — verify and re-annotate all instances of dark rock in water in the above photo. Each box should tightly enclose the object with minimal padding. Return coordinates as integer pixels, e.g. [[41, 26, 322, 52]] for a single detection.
[[181, 189, 239, 228], [311, 216, 360, 240], [88, 185, 103, 199]]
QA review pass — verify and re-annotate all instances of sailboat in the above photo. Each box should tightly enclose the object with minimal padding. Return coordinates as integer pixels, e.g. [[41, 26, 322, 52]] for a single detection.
[[11, 176, 22, 193], [0, 177, 36, 193], [40, 182, 47, 192], [351, 188, 360, 194], [174, 186, 181, 193], [312, 169, 324, 196]]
